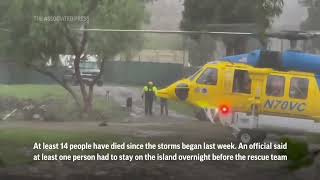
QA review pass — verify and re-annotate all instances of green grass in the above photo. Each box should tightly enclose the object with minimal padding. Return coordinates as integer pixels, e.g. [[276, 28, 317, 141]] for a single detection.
[[0, 84, 194, 119], [0, 84, 68, 100], [0, 84, 128, 121]]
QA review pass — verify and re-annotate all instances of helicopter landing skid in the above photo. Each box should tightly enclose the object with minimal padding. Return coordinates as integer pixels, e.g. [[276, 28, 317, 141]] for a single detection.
[[204, 108, 241, 134], [204, 108, 267, 144], [228, 112, 320, 144], [204, 108, 218, 124]]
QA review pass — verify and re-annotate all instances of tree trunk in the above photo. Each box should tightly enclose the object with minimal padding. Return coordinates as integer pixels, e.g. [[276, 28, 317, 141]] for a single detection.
[[73, 54, 97, 114], [226, 45, 234, 56], [234, 38, 247, 54], [83, 97, 93, 113], [83, 85, 94, 113], [73, 54, 91, 115], [225, 38, 248, 56]]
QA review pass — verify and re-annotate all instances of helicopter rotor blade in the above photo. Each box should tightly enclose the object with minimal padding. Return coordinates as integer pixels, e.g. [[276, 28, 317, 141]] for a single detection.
[[265, 31, 320, 40], [75, 28, 254, 36], [74, 28, 320, 41]]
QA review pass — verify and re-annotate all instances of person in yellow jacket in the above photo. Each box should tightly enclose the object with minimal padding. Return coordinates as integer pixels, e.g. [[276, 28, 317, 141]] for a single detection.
[[142, 81, 157, 116]]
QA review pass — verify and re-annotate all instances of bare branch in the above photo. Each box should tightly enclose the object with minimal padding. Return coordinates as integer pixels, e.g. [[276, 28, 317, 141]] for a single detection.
[[73, 54, 88, 99], [79, 24, 88, 55], [62, 22, 79, 55], [84, 0, 100, 16], [25, 63, 81, 107]]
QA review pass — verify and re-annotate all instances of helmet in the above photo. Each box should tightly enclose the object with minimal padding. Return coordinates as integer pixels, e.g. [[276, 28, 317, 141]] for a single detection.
[[148, 81, 153, 86]]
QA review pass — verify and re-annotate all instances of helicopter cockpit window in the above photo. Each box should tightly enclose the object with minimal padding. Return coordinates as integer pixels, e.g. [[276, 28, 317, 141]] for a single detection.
[[290, 78, 309, 99], [196, 68, 218, 85], [189, 68, 203, 81], [266, 75, 285, 97], [232, 70, 251, 94]]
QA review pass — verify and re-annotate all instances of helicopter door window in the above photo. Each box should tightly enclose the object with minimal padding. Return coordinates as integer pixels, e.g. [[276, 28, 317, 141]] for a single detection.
[[266, 75, 285, 97], [196, 68, 218, 85], [290, 78, 309, 99], [232, 70, 251, 94]]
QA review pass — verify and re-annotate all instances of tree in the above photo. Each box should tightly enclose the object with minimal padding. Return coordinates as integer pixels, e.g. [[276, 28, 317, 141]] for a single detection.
[[181, 0, 284, 65], [300, 0, 320, 52], [1, 0, 147, 113]]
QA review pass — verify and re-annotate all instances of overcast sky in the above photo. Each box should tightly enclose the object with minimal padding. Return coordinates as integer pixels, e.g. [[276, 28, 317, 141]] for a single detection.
[[146, 0, 308, 31], [273, 0, 308, 30]]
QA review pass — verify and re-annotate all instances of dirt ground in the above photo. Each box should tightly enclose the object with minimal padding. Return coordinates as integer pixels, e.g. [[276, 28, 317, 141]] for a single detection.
[[0, 84, 319, 180]]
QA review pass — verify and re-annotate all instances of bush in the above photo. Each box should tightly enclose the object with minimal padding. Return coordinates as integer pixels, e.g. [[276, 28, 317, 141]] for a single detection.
[[0, 157, 6, 167], [279, 137, 314, 170]]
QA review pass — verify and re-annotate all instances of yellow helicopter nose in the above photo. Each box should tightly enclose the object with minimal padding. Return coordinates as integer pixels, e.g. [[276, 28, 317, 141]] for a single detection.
[[156, 80, 190, 101], [156, 87, 173, 99]]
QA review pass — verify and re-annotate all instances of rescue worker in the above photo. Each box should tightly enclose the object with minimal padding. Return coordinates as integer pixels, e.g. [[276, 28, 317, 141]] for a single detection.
[[126, 97, 133, 112], [160, 98, 168, 116], [142, 81, 157, 115]]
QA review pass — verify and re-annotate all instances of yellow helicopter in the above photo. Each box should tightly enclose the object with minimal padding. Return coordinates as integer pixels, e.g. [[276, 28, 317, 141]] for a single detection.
[[156, 59, 320, 120], [78, 28, 320, 143], [156, 51, 320, 143], [152, 30, 320, 143]]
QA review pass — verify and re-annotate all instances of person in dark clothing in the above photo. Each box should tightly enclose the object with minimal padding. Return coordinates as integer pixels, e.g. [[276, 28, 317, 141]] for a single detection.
[[105, 90, 110, 101], [142, 81, 157, 115], [160, 98, 168, 116], [126, 97, 132, 112]]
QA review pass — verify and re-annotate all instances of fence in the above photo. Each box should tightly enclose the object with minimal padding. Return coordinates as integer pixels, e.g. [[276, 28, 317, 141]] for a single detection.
[[104, 61, 197, 87], [0, 61, 198, 86]]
